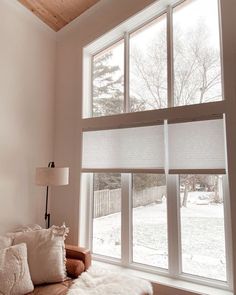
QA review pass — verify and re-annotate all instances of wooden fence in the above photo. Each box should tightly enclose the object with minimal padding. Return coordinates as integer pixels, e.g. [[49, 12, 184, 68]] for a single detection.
[[93, 186, 166, 218]]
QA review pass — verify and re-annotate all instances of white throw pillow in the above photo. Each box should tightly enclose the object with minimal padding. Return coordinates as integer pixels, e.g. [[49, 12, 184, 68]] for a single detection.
[[0, 235, 12, 250], [14, 224, 42, 233], [13, 225, 69, 285], [6, 224, 42, 243], [0, 243, 34, 295]]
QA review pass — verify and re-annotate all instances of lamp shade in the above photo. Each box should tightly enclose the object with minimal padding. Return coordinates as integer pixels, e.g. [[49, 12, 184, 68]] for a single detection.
[[35, 167, 69, 186]]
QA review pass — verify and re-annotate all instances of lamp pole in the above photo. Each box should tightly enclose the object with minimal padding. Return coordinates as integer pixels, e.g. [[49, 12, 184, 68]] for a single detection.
[[45, 161, 55, 228]]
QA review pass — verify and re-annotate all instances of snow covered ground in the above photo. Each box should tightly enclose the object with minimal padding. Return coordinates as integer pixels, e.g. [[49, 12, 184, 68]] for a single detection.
[[93, 191, 226, 282]]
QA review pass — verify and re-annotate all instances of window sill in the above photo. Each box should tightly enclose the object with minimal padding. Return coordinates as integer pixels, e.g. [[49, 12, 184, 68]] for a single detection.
[[92, 259, 233, 295]]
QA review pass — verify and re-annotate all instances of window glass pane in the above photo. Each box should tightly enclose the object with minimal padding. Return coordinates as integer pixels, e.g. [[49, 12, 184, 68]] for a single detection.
[[132, 174, 168, 269], [92, 41, 124, 117], [180, 175, 226, 281], [173, 0, 222, 106], [130, 14, 167, 112], [92, 173, 121, 258]]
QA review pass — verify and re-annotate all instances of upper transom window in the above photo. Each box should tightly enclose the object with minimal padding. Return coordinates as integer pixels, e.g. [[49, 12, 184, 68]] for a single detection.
[[84, 0, 223, 118]]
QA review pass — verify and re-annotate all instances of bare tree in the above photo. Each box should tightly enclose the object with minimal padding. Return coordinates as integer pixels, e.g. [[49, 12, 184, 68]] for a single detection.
[[130, 22, 222, 109], [174, 23, 222, 106], [181, 175, 198, 207], [130, 26, 167, 110]]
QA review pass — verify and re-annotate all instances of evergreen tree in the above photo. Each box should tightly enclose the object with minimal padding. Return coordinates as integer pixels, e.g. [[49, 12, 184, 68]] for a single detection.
[[93, 52, 124, 117]]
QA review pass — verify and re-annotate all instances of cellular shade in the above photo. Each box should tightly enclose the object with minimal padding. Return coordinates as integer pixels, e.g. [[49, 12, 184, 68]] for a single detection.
[[168, 119, 226, 172], [82, 125, 165, 170]]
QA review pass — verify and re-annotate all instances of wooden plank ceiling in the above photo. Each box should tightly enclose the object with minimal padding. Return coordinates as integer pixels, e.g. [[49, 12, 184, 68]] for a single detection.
[[18, 0, 101, 32]]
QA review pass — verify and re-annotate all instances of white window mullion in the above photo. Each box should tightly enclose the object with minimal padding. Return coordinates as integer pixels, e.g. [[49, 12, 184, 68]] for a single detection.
[[167, 174, 181, 277], [79, 173, 93, 248], [124, 32, 130, 113], [167, 5, 174, 108], [121, 173, 132, 266], [88, 173, 94, 251], [90, 56, 94, 118], [82, 51, 93, 118], [222, 175, 234, 289]]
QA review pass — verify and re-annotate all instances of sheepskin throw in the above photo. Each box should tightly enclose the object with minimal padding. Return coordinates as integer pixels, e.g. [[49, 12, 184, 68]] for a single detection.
[[67, 266, 153, 295], [12, 225, 69, 285], [0, 243, 34, 295]]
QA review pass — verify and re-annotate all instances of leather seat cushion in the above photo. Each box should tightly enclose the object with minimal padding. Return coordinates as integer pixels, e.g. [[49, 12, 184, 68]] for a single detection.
[[27, 279, 73, 295]]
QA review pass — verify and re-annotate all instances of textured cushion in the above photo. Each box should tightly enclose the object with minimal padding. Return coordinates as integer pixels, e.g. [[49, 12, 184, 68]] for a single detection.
[[13, 225, 69, 285], [0, 243, 34, 295], [0, 235, 12, 250]]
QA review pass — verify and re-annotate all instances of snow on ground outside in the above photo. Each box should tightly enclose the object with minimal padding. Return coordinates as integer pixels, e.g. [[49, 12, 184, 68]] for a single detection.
[[93, 191, 226, 282]]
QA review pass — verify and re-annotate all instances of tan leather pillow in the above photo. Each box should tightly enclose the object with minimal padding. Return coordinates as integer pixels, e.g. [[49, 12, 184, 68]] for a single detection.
[[66, 258, 85, 278]]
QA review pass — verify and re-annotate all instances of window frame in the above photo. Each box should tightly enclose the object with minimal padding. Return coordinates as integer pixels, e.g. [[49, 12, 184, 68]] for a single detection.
[[83, 1, 175, 119], [83, 0, 224, 119], [86, 172, 231, 290], [80, 0, 233, 291]]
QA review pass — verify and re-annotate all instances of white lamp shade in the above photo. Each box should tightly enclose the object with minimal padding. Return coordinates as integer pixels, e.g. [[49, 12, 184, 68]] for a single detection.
[[35, 167, 69, 186]]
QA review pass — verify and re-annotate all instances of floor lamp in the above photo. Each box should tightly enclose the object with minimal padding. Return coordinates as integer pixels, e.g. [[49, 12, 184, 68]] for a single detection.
[[35, 162, 69, 228]]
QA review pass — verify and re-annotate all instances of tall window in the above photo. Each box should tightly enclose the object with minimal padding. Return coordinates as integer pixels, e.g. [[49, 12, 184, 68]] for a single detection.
[[87, 0, 222, 118], [82, 118, 229, 285], [82, 0, 231, 290]]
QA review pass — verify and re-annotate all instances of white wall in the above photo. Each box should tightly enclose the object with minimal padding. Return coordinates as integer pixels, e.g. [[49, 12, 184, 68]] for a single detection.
[[220, 0, 236, 291], [0, 0, 56, 234]]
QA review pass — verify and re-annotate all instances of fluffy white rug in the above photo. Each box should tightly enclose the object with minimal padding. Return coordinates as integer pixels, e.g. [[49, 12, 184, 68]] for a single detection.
[[67, 266, 153, 295]]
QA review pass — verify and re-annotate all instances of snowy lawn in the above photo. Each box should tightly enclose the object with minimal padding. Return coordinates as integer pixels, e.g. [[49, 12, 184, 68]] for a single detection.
[[93, 191, 226, 281]]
